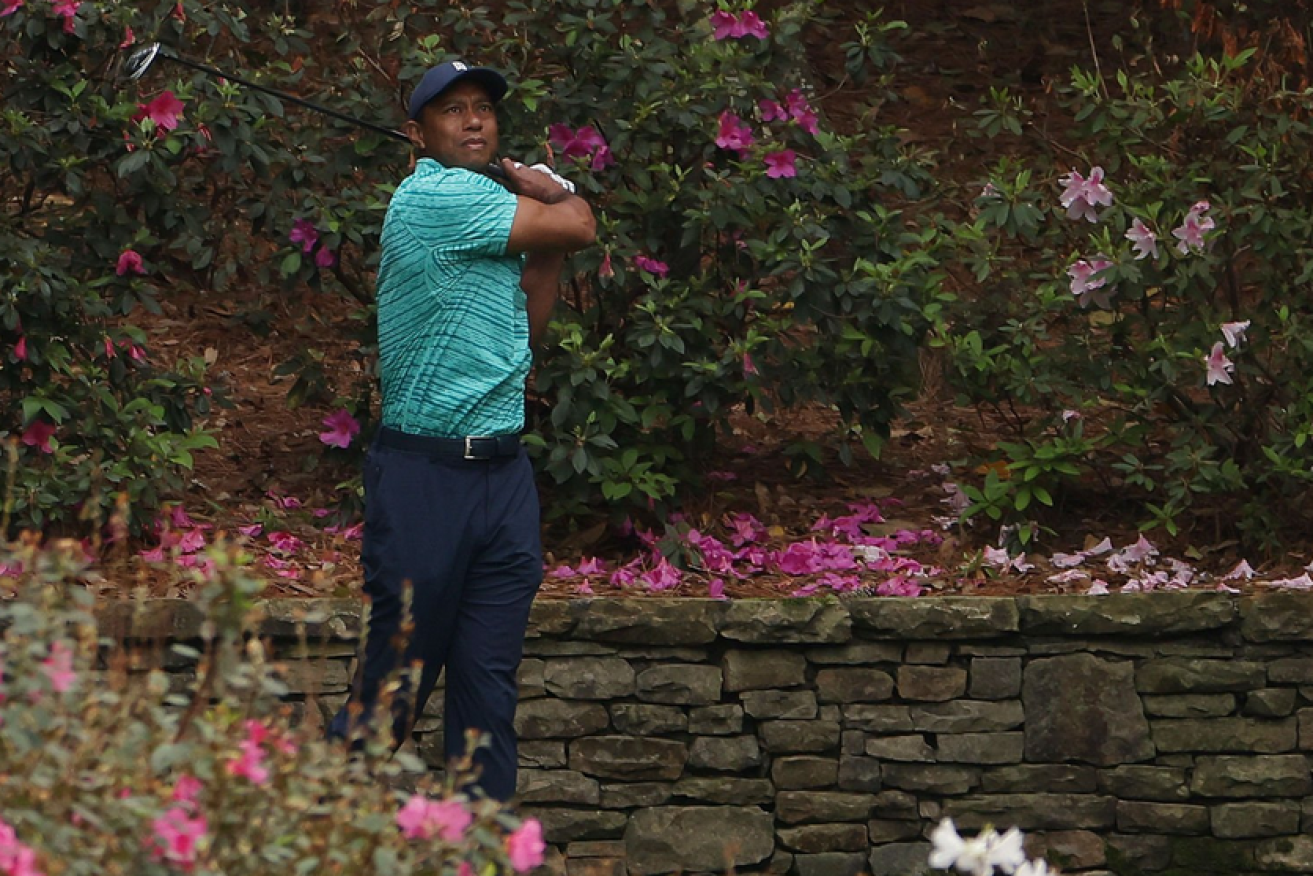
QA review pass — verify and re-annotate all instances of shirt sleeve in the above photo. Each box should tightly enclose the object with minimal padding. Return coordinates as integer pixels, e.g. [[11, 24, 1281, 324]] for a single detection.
[[395, 169, 519, 259]]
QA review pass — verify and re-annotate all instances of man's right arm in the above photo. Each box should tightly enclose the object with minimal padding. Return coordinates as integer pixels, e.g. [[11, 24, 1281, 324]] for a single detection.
[[501, 159, 596, 254]]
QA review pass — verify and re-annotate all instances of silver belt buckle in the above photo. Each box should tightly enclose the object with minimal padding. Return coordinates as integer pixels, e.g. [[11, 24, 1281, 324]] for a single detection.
[[464, 436, 490, 460]]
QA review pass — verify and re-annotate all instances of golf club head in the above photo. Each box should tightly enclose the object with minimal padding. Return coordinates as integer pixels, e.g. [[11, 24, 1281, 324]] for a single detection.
[[124, 43, 163, 81]]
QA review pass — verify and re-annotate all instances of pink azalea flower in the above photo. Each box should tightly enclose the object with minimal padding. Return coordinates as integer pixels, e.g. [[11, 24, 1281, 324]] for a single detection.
[[764, 149, 797, 179], [116, 249, 146, 276], [1223, 559, 1256, 580], [707, 578, 726, 599], [1124, 218, 1158, 260], [642, 558, 683, 591], [21, 420, 55, 454], [396, 795, 473, 842], [289, 219, 318, 254], [13, 336, 26, 361], [237, 523, 263, 538], [319, 409, 360, 449], [742, 351, 757, 376], [135, 91, 185, 132], [177, 529, 207, 553], [225, 739, 269, 785], [783, 89, 819, 134], [41, 641, 76, 693], [726, 512, 766, 547], [738, 10, 769, 38], [577, 557, 607, 575], [314, 246, 336, 269], [598, 252, 614, 278], [634, 255, 669, 277], [1086, 580, 1110, 595], [875, 577, 923, 597], [119, 25, 134, 47], [1058, 166, 1113, 222], [710, 10, 740, 39], [980, 182, 1000, 199], [576, 582, 594, 595], [1205, 341, 1234, 386], [715, 111, 755, 155], [266, 491, 303, 510], [172, 775, 204, 807], [506, 819, 547, 872], [150, 807, 207, 870], [1172, 201, 1215, 254], [819, 572, 861, 592], [776, 541, 821, 575], [0, 0, 22, 16], [138, 546, 166, 563], [1066, 257, 1115, 308], [51, 0, 77, 31], [1220, 320, 1250, 348], [759, 99, 787, 122], [549, 565, 576, 579], [268, 531, 303, 553]]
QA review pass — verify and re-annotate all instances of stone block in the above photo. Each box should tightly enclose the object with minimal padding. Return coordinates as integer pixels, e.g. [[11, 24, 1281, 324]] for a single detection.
[[524, 640, 617, 657], [1254, 836, 1313, 872], [793, 853, 867, 876], [772, 756, 840, 790], [566, 859, 624, 876], [807, 641, 903, 664], [1104, 834, 1173, 872], [1116, 801, 1209, 834], [1300, 708, 1313, 749], [520, 740, 568, 769], [722, 650, 807, 691], [687, 735, 761, 772], [523, 808, 627, 843], [569, 737, 688, 781], [516, 769, 601, 805], [624, 806, 774, 876], [843, 704, 913, 733], [867, 843, 934, 876], [1269, 658, 1313, 684], [936, 732, 1024, 764], [881, 763, 980, 795], [1136, 658, 1266, 693], [720, 600, 851, 644], [519, 659, 547, 698], [904, 642, 952, 664], [1151, 718, 1296, 753], [1191, 754, 1313, 797], [515, 699, 610, 739], [944, 794, 1117, 830], [776, 791, 876, 824], [1097, 765, 1189, 801], [759, 720, 841, 753], [871, 789, 920, 819], [1245, 688, 1298, 718], [849, 598, 1017, 638], [1024, 653, 1154, 765], [1211, 802, 1302, 838], [526, 600, 578, 636], [609, 704, 687, 735], [838, 756, 882, 792], [634, 664, 722, 705], [599, 782, 670, 808], [1142, 693, 1236, 718], [1018, 592, 1236, 635], [868, 819, 922, 843], [778, 824, 870, 854], [566, 841, 626, 858], [687, 704, 742, 735], [273, 658, 349, 694], [670, 777, 773, 805], [740, 690, 817, 720], [544, 657, 636, 699], [842, 730, 865, 756], [897, 665, 967, 701], [910, 700, 1024, 733], [1241, 592, 1313, 642], [816, 667, 895, 703], [1027, 830, 1106, 870], [252, 598, 361, 640], [571, 600, 720, 645], [864, 735, 933, 762], [970, 657, 1022, 700]]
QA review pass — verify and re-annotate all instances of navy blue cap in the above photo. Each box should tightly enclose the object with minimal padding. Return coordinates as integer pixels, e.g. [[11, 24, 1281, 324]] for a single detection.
[[407, 61, 509, 120]]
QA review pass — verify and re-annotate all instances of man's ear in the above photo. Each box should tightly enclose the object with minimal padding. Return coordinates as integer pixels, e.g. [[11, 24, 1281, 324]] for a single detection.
[[402, 119, 424, 150]]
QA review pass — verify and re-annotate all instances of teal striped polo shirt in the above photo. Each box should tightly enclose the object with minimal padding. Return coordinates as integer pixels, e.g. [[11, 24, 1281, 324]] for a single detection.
[[376, 158, 528, 438]]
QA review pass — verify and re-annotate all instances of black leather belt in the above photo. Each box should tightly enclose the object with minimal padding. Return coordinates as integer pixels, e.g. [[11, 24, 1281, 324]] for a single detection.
[[376, 427, 521, 460]]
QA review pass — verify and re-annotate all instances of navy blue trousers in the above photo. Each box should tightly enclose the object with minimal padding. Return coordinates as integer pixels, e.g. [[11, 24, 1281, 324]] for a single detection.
[[328, 439, 542, 801]]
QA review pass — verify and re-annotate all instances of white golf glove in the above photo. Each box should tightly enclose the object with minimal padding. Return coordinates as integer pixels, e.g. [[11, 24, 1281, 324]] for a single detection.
[[511, 161, 576, 194]]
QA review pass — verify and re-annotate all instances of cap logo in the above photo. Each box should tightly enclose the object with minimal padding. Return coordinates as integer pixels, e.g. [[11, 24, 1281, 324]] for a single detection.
[[452, 61, 468, 71]]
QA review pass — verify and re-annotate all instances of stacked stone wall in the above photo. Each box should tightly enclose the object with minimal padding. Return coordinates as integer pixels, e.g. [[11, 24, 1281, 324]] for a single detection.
[[101, 593, 1313, 876]]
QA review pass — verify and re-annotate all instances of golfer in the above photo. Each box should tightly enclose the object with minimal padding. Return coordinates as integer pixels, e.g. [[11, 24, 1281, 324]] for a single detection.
[[328, 60, 595, 802]]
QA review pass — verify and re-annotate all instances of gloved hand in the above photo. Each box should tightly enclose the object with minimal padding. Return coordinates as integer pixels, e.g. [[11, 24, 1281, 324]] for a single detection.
[[510, 161, 576, 194]]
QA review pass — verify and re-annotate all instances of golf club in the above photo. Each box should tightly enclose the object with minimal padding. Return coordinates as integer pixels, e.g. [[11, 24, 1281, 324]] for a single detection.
[[122, 42, 509, 182]]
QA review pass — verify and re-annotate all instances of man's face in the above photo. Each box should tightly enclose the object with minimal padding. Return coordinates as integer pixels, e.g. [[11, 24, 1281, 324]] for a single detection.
[[404, 80, 499, 171]]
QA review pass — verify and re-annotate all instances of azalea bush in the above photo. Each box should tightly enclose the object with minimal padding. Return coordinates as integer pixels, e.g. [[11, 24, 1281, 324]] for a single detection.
[[0, 537, 546, 875], [4, 0, 941, 536], [936, 48, 1313, 550]]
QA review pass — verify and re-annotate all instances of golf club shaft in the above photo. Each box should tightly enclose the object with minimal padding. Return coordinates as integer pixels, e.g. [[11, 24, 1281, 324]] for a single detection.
[[155, 49, 410, 142]]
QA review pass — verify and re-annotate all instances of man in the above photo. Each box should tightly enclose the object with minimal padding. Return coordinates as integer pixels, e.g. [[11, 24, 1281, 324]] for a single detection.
[[328, 60, 595, 802]]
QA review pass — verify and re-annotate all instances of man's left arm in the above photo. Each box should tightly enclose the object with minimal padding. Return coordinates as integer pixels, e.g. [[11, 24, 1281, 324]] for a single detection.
[[522, 251, 566, 350]]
